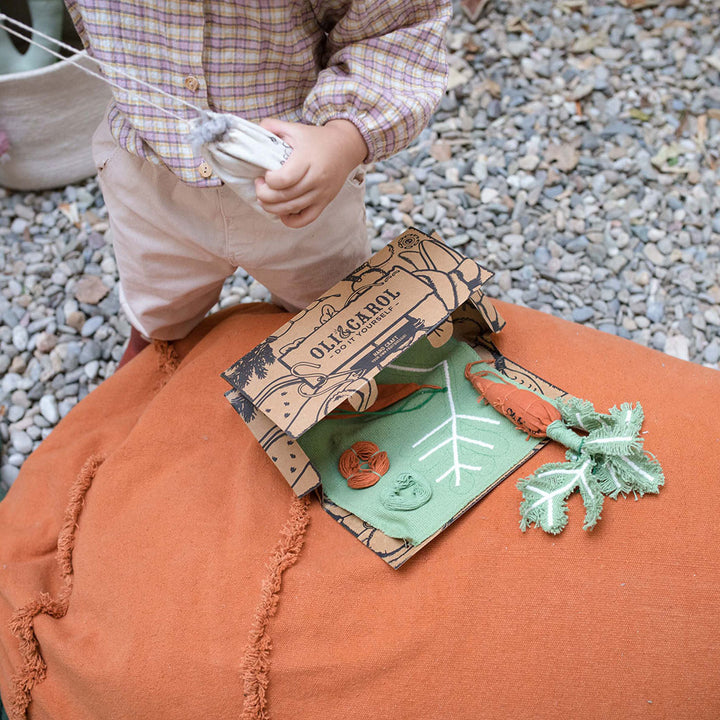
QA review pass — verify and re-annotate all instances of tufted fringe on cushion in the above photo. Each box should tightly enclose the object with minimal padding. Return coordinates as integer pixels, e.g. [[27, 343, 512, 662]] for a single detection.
[[8, 455, 105, 720], [152, 340, 182, 384], [241, 495, 311, 720]]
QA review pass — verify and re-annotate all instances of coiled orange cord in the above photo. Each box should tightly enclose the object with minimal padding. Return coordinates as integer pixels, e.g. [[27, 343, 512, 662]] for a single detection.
[[338, 441, 390, 489]]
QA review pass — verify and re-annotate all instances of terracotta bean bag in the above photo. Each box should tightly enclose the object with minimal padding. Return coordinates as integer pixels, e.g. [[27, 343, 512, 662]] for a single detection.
[[1, 300, 719, 720]]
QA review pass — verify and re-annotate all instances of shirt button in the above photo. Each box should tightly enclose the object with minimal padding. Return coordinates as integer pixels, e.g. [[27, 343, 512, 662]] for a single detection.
[[198, 161, 213, 178], [184, 75, 200, 92]]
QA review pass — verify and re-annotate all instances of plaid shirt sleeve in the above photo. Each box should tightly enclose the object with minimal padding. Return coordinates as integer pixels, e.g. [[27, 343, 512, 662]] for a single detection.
[[303, 0, 453, 163], [64, 1, 87, 46], [62, 0, 451, 184]]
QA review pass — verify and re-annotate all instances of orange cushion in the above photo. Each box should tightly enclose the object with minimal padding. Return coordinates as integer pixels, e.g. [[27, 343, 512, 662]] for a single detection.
[[1, 300, 719, 720]]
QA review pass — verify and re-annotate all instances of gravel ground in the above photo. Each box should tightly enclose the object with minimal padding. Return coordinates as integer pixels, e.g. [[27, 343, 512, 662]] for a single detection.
[[1, 0, 719, 496]]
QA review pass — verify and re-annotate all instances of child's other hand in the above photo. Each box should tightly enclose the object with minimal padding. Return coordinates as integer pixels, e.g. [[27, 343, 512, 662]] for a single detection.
[[254, 119, 367, 229]]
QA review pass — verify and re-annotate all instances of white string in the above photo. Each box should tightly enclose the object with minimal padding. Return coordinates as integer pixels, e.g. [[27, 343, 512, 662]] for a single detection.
[[0, 12, 203, 124]]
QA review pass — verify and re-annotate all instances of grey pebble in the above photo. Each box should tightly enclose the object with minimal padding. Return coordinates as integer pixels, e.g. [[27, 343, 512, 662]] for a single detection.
[[665, 335, 690, 361], [646, 302, 665, 324], [248, 281, 270, 301], [643, 244, 667, 266], [13, 204, 34, 221], [58, 400, 76, 418], [598, 323, 618, 336], [566, 237, 589, 254], [572, 307, 595, 323], [7, 406, 25, 423], [682, 57, 701, 79], [26, 426, 42, 441], [81, 315, 105, 337], [10, 218, 29, 234], [652, 331, 667, 350], [601, 121, 637, 139], [692, 313, 707, 331], [10, 389, 30, 409], [12, 326, 29, 352], [10, 430, 34, 455], [78, 340, 101, 364], [705, 308, 720, 326], [486, 99, 502, 120], [84, 360, 100, 380], [57, 382, 79, 400], [39, 395, 60, 425], [0, 464, 20, 487], [703, 342, 720, 365], [7, 453, 26, 467]]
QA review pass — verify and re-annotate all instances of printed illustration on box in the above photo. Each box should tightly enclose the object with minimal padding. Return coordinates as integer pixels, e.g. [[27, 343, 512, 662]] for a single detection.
[[222, 229, 663, 568], [222, 230, 532, 566]]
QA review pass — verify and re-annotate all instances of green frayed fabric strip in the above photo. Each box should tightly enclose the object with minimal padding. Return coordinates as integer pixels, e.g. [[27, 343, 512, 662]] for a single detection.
[[519, 398, 664, 534]]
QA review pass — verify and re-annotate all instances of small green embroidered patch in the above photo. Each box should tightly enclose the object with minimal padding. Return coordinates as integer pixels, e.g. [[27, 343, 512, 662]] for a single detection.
[[381, 473, 433, 511]]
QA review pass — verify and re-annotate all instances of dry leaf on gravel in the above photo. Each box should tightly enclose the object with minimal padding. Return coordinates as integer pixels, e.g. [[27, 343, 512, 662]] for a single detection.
[[480, 78, 502, 98], [629, 108, 652, 122], [571, 35, 605, 53], [697, 115, 708, 146], [618, 0, 660, 8], [460, 0, 491, 22], [704, 54, 720, 72], [506, 16, 532, 34], [557, 0, 588, 13], [58, 203, 80, 226], [650, 143, 692, 174]]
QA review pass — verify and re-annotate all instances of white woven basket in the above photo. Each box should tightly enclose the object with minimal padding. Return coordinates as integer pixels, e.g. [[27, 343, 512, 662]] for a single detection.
[[0, 52, 112, 191]]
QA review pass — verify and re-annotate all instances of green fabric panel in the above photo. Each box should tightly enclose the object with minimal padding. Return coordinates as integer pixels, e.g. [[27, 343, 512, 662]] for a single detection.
[[298, 337, 541, 545]]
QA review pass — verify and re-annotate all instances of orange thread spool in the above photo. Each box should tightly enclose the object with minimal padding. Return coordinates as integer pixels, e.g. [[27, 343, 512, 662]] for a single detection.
[[338, 441, 390, 489]]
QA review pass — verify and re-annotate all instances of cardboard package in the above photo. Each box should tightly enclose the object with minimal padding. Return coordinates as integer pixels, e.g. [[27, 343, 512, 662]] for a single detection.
[[222, 229, 563, 567]]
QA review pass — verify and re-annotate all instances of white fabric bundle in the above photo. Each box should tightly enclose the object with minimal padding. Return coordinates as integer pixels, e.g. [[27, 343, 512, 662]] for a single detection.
[[189, 111, 292, 212]]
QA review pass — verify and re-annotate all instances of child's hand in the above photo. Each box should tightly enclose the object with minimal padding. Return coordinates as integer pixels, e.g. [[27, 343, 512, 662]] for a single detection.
[[254, 118, 367, 228]]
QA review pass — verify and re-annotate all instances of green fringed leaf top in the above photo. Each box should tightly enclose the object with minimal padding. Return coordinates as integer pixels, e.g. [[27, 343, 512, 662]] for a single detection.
[[519, 398, 664, 534], [518, 457, 601, 534], [555, 395, 606, 432], [593, 449, 665, 499]]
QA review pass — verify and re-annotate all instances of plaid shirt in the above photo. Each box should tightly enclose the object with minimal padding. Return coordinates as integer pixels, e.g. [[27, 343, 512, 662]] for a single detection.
[[65, 0, 452, 186]]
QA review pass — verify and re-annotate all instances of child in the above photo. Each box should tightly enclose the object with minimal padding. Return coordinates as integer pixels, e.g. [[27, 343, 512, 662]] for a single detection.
[[64, 1, 453, 367]]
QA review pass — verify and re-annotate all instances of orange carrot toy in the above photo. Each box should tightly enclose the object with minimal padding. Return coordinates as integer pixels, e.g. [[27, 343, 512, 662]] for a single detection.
[[464, 360, 664, 535], [464, 361, 561, 439]]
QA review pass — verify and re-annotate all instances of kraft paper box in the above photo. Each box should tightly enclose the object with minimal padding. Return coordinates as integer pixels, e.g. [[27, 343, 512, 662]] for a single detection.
[[222, 229, 563, 568]]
